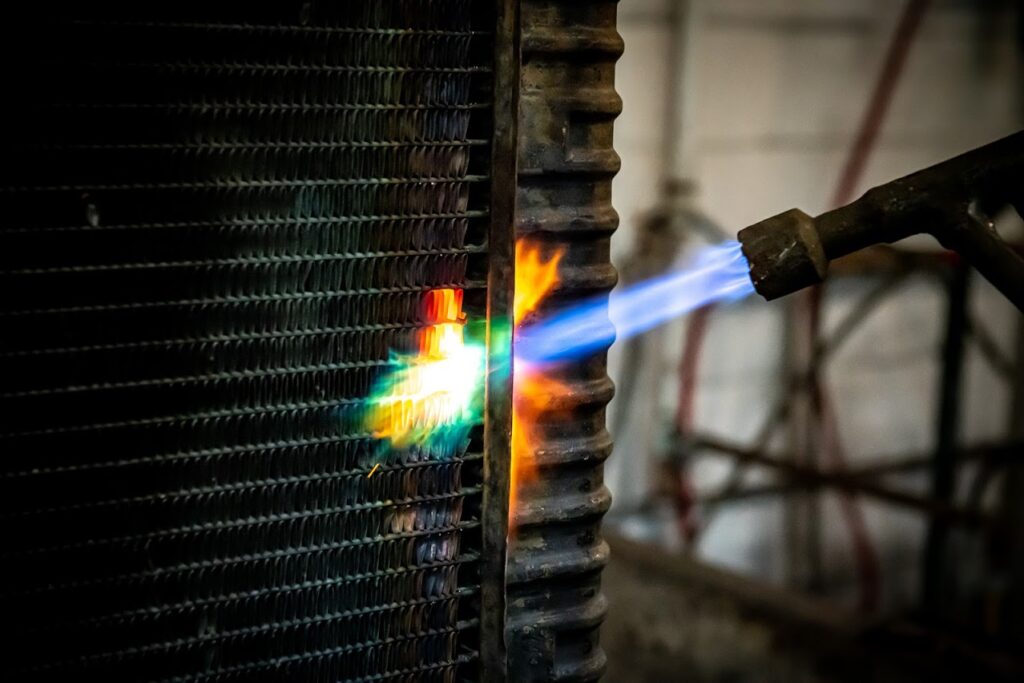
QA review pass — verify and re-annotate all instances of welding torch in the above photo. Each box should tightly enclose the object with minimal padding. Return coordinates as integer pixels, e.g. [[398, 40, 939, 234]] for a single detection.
[[737, 131, 1024, 312]]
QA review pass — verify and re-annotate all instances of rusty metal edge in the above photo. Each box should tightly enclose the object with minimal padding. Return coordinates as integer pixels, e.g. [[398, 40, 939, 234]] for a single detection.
[[507, 1, 622, 680], [479, 0, 520, 680]]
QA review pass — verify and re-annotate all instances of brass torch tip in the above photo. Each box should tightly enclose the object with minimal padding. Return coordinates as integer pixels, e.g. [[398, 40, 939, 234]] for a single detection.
[[737, 208, 829, 301]]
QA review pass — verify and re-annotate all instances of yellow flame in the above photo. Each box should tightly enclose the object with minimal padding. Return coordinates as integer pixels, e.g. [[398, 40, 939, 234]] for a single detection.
[[511, 240, 566, 526]]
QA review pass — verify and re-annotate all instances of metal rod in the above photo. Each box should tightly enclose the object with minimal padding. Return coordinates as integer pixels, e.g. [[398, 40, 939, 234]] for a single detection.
[[812, 270, 908, 365], [690, 434, 992, 528], [850, 440, 1021, 478], [921, 264, 970, 613], [749, 269, 907, 457], [702, 438, 1021, 485], [937, 208, 1024, 312], [700, 482, 800, 505], [1001, 305, 1024, 634], [479, 0, 520, 679], [967, 312, 1017, 380]]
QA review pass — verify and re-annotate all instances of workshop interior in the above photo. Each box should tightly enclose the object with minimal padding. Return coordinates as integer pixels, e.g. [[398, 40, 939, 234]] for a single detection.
[[0, 1, 1022, 681]]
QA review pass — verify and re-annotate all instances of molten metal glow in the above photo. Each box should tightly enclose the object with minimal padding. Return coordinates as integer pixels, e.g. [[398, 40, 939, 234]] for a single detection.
[[511, 240, 567, 523], [364, 288, 484, 470], [515, 241, 754, 365]]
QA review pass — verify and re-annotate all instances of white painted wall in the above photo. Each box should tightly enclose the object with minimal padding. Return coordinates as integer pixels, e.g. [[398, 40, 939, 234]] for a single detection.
[[607, 0, 1022, 610]]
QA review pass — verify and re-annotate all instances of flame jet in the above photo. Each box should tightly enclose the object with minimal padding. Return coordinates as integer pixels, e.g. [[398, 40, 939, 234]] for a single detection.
[[515, 241, 754, 366]]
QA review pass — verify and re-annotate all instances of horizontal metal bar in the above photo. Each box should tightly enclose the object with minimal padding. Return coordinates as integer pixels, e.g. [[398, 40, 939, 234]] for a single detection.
[[35, 554, 480, 631], [69, 20, 493, 37], [67, 62, 492, 73], [0, 210, 489, 234], [2, 522, 481, 598], [699, 482, 797, 505], [43, 101, 492, 110], [350, 654, 477, 683], [702, 439, 1022, 484], [15, 337, 492, 394], [20, 139, 490, 151], [357, 659, 477, 683], [0, 436, 481, 479], [0, 174, 490, 193], [691, 434, 994, 527], [0, 396, 377, 439], [3, 246, 485, 276], [25, 621, 480, 675], [0, 281, 485, 318], [29, 590, 479, 664], [0, 359, 397, 398], [152, 624, 479, 683], [2, 486, 482, 537], [849, 440, 1021, 478], [0, 321, 439, 359]]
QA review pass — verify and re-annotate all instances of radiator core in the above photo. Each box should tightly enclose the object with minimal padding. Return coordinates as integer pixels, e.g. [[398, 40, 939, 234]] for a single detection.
[[0, 2, 494, 681]]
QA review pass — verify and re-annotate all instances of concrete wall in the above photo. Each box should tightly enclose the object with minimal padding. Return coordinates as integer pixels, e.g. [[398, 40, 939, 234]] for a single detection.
[[606, 0, 1022, 611]]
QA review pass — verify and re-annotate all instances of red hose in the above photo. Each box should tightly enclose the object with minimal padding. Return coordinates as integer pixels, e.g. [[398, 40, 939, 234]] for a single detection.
[[671, 0, 931, 606], [812, 0, 932, 612], [831, 0, 933, 209], [672, 304, 715, 542], [676, 304, 714, 432]]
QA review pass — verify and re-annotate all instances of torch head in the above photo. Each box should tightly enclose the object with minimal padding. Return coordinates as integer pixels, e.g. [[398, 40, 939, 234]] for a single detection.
[[737, 208, 829, 301]]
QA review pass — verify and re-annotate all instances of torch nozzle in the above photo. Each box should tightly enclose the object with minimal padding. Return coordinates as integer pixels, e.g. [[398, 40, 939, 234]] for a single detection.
[[737, 131, 1024, 312], [737, 208, 828, 301]]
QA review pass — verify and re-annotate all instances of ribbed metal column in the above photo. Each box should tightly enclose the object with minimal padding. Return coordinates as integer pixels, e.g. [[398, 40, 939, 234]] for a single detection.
[[507, 1, 622, 680]]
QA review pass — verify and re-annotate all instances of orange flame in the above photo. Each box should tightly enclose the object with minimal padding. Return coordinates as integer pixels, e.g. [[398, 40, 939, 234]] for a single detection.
[[514, 241, 562, 327], [511, 240, 566, 527]]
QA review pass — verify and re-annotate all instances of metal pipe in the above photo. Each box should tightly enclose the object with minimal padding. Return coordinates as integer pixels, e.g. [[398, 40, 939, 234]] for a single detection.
[[921, 263, 969, 614], [479, 0, 521, 678], [1006, 314, 1024, 635], [738, 131, 1024, 311], [700, 439, 1024, 504], [692, 434, 993, 528]]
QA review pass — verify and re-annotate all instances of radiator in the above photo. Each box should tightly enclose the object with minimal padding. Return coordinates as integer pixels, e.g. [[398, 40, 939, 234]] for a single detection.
[[0, 2, 619, 681]]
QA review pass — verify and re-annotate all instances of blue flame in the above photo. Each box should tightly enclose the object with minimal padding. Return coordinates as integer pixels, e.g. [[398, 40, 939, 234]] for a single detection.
[[515, 241, 754, 364]]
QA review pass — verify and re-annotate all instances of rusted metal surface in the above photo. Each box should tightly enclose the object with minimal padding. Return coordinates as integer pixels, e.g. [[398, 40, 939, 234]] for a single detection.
[[507, 1, 622, 681], [738, 131, 1024, 310], [479, 0, 520, 680]]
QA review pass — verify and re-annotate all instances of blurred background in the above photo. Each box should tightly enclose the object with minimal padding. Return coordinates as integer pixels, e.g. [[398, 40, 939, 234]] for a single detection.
[[598, 0, 1024, 681]]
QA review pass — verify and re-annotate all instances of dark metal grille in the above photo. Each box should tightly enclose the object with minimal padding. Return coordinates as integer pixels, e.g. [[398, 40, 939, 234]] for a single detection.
[[0, 2, 493, 681]]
